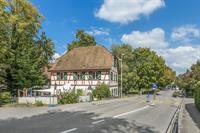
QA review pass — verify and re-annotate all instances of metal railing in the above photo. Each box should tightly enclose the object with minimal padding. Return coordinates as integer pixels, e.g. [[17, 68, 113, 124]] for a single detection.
[[165, 99, 184, 133]]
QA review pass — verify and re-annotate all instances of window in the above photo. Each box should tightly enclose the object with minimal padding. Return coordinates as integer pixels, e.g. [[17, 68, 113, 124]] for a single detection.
[[111, 72, 113, 81], [73, 72, 78, 80], [114, 58, 117, 67], [80, 72, 85, 80], [88, 71, 93, 80], [96, 71, 101, 80], [64, 72, 67, 80], [57, 72, 61, 80]]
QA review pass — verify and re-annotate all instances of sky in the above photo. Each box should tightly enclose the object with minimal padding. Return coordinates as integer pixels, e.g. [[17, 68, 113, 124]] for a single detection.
[[31, 0, 200, 74]]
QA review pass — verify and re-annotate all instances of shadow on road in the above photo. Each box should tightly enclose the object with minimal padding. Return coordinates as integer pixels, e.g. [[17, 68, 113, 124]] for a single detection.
[[185, 103, 200, 129], [0, 110, 159, 133]]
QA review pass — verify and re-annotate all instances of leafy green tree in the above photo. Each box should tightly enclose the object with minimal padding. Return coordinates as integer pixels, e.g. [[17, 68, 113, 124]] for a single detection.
[[112, 44, 176, 94], [195, 81, 200, 111], [176, 60, 200, 96], [67, 29, 96, 51], [0, 0, 54, 95]]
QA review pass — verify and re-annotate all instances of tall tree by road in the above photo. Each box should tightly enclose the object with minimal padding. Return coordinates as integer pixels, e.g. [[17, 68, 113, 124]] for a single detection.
[[0, 0, 54, 94], [112, 44, 176, 94], [176, 60, 200, 96]]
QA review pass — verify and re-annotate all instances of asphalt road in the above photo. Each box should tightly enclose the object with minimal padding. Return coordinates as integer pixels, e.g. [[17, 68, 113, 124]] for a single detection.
[[0, 90, 181, 133]]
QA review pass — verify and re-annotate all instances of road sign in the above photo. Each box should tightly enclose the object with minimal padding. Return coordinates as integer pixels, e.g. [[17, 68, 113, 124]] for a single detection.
[[152, 84, 157, 90]]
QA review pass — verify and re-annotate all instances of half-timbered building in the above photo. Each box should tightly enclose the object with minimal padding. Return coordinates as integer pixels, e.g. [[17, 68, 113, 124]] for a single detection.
[[49, 45, 119, 96]]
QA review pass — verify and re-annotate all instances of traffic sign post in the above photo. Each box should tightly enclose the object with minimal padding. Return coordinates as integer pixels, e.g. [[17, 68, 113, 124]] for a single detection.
[[151, 84, 157, 106]]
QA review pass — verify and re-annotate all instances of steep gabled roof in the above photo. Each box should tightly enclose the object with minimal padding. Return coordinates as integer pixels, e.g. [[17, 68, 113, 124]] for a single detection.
[[50, 45, 113, 71]]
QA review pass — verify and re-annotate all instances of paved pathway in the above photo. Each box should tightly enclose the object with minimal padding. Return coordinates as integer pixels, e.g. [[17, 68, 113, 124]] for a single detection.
[[180, 98, 200, 133]]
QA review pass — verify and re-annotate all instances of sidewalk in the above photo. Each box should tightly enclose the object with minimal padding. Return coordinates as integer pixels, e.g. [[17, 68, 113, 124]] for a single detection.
[[180, 98, 200, 133]]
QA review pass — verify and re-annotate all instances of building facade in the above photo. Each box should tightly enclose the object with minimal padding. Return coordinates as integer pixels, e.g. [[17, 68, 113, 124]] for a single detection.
[[49, 46, 119, 96]]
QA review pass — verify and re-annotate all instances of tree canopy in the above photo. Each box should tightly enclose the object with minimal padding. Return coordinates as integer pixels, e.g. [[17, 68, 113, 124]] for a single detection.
[[176, 60, 200, 95], [67, 29, 96, 51], [112, 44, 176, 94], [0, 0, 54, 94]]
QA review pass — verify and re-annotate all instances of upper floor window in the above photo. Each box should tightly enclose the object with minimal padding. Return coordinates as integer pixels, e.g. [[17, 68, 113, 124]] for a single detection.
[[96, 71, 101, 80], [73, 72, 78, 81], [80, 72, 85, 80], [88, 71, 93, 80], [110, 72, 113, 81], [57, 72, 61, 80], [114, 58, 117, 68], [64, 72, 67, 80], [88, 71, 101, 80]]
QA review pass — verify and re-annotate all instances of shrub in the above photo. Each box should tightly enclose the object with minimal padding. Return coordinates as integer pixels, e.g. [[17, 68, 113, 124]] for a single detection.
[[76, 89, 83, 96], [35, 100, 43, 106], [195, 82, 200, 111], [0, 92, 12, 105], [58, 92, 79, 104], [172, 91, 179, 97], [92, 83, 110, 100]]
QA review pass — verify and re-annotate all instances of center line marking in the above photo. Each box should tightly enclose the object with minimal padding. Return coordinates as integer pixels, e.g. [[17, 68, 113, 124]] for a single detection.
[[61, 128, 78, 133], [92, 119, 105, 124], [113, 105, 150, 118]]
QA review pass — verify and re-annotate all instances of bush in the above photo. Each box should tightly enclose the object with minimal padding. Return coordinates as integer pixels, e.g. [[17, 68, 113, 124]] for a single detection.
[[0, 92, 12, 105], [58, 92, 79, 104], [92, 83, 110, 100], [76, 89, 83, 96], [195, 82, 200, 111], [35, 100, 44, 106], [172, 91, 179, 97]]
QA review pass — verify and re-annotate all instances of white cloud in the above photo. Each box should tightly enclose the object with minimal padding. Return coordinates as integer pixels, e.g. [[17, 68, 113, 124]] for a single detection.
[[157, 45, 200, 74], [95, 0, 165, 24], [53, 53, 60, 60], [121, 28, 168, 49], [87, 27, 110, 36], [171, 25, 200, 42], [121, 27, 200, 74]]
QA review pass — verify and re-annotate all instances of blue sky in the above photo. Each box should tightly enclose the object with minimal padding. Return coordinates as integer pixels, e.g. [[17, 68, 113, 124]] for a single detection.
[[31, 0, 200, 74]]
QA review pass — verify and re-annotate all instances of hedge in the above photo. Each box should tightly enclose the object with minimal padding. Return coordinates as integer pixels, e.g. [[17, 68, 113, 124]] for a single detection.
[[58, 92, 79, 104], [195, 82, 200, 111]]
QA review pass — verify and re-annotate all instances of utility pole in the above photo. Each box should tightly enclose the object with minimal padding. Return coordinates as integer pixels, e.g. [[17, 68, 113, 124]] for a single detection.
[[120, 54, 124, 98]]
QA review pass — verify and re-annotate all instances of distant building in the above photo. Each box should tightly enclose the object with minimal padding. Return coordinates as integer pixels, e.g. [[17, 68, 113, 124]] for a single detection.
[[49, 46, 119, 96]]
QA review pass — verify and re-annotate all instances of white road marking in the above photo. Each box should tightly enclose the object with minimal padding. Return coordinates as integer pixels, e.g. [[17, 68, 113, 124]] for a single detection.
[[92, 119, 105, 124], [61, 128, 78, 133], [113, 105, 150, 118]]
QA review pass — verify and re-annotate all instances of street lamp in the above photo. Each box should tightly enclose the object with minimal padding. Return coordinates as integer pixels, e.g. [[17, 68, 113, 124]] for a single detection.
[[119, 54, 124, 98]]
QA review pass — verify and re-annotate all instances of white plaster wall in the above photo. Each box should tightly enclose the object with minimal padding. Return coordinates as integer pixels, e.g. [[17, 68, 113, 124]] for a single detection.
[[17, 97, 57, 104]]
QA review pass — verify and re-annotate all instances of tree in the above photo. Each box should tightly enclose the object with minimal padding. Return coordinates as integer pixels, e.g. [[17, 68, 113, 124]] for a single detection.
[[67, 29, 96, 51], [176, 60, 200, 96], [112, 44, 176, 94], [0, 0, 54, 95]]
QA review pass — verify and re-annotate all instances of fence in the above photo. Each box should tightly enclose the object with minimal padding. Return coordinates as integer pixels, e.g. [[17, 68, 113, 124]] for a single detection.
[[165, 99, 184, 133]]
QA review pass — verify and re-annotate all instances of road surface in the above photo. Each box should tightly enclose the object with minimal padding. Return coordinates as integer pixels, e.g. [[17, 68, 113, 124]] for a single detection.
[[0, 90, 181, 133]]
